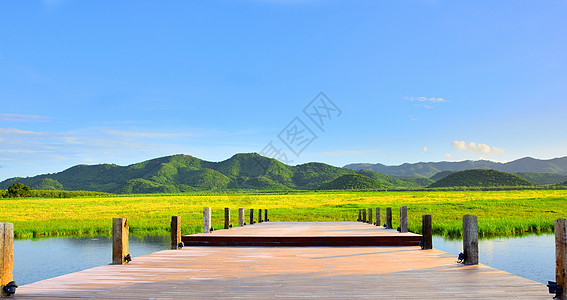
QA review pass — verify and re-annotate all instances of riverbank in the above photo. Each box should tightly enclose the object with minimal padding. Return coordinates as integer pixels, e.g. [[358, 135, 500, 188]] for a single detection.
[[2, 190, 566, 238]]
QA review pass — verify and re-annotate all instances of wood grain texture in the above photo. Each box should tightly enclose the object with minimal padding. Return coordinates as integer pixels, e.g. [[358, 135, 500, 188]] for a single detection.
[[112, 218, 129, 265], [0, 223, 13, 296], [556, 218, 567, 299], [400, 206, 408, 233], [170, 216, 181, 250], [463, 214, 479, 265]]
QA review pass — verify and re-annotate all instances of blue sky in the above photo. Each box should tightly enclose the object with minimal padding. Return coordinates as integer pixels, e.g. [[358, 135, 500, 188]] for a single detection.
[[1, 0, 566, 181]]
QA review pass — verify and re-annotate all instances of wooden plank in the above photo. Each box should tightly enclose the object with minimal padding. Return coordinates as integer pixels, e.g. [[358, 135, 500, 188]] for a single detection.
[[463, 214, 479, 265], [0, 223, 13, 297], [182, 235, 422, 247]]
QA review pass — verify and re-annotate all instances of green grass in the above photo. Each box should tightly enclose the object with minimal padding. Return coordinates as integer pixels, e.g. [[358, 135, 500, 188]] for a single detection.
[[1, 190, 566, 239]]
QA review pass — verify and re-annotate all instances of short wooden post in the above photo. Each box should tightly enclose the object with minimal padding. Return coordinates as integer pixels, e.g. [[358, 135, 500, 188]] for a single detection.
[[171, 216, 181, 250], [265, 209, 268, 222], [462, 214, 478, 265], [362, 209, 367, 223], [399, 206, 408, 233], [386, 207, 393, 229], [422, 215, 432, 250], [358, 209, 362, 221], [203, 207, 211, 233], [112, 218, 129, 265], [375, 208, 381, 226], [0, 223, 14, 297], [250, 209, 254, 225], [224, 208, 231, 229], [367, 208, 373, 224], [555, 219, 567, 299], [238, 208, 245, 226], [258, 209, 263, 223]]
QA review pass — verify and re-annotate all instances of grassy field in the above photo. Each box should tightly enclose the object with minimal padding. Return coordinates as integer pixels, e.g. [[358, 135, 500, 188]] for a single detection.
[[1, 190, 567, 239]]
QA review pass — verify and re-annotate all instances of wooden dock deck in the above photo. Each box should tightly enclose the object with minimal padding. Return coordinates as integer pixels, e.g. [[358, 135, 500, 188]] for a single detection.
[[15, 222, 549, 299]]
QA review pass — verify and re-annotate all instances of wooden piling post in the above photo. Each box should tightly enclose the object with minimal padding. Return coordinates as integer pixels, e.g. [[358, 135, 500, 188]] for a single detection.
[[555, 218, 567, 299], [203, 207, 211, 233], [238, 208, 245, 226], [224, 208, 231, 229], [171, 216, 181, 250], [362, 209, 367, 223], [258, 209, 263, 223], [462, 214, 479, 265], [0, 223, 14, 297], [265, 209, 268, 222], [375, 208, 381, 226], [422, 215, 432, 250], [250, 209, 254, 225], [386, 207, 392, 229], [399, 206, 408, 233], [358, 209, 362, 222], [112, 218, 129, 265]]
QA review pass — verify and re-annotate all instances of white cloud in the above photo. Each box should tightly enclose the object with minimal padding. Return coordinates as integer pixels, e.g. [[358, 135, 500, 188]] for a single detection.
[[405, 96, 448, 103], [322, 150, 377, 157], [451, 140, 504, 154], [423, 147, 428, 153], [444, 153, 453, 158], [0, 114, 48, 122]]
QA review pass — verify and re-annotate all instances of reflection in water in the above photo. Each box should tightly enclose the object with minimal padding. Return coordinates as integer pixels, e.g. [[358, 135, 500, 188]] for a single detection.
[[433, 234, 554, 284], [14, 235, 169, 286]]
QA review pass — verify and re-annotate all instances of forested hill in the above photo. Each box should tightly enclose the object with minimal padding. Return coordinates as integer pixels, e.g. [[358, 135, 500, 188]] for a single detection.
[[0, 153, 422, 194], [345, 156, 567, 178]]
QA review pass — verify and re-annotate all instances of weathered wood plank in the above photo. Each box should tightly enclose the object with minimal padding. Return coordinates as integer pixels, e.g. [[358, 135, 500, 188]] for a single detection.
[[399, 206, 408, 233], [238, 208, 245, 226], [112, 218, 129, 265], [386, 207, 393, 229], [0, 223, 14, 297], [556, 218, 567, 300], [463, 214, 479, 265], [422, 214, 433, 250], [224, 208, 231, 229], [170, 216, 181, 250], [203, 207, 211, 233]]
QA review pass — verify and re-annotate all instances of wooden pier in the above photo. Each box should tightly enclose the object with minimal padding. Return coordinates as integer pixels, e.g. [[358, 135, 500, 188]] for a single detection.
[[15, 222, 548, 299]]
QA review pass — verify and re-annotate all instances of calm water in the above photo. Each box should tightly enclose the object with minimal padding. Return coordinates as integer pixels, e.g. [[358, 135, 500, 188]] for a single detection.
[[14, 235, 170, 286], [13, 234, 554, 286]]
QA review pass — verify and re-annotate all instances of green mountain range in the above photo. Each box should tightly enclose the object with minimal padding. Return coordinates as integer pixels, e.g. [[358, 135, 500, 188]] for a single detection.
[[345, 156, 567, 178], [0, 153, 422, 194], [428, 169, 536, 188]]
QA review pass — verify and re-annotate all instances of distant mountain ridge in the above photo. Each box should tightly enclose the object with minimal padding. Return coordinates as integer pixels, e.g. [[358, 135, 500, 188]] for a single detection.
[[344, 156, 567, 178], [0, 153, 423, 194]]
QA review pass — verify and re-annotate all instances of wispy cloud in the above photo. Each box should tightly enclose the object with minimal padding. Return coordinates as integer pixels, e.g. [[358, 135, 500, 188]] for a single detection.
[[405, 96, 448, 103], [321, 150, 377, 157], [422, 146, 428, 153], [0, 114, 48, 122], [451, 140, 504, 154]]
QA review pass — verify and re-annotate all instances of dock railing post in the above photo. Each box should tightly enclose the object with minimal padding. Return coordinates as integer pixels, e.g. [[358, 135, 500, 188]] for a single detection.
[[362, 209, 367, 223], [171, 216, 181, 250], [462, 214, 478, 265], [238, 208, 245, 226], [422, 215, 432, 250], [555, 219, 567, 299], [400, 206, 408, 233], [358, 209, 362, 222], [375, 208, 381, 226], [258, 209, 263, 223], [265, 209, 268, 222], [112, 218, 130, 265], [386, 207, 393, 229], [224, 208, 231, 229], [250, 209, 254, 225], [203, 207, 211, 233], [368, 208, 373, 224], [0, 223, 14, 297]]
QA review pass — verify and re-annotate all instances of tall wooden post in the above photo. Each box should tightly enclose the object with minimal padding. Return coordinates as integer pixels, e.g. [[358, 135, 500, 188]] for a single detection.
[[224, 208, 231, 229], [258, 209, 263, 223], [555, 219, 567, 299], [386, 207, 393, 229], [112, 218, 129, 265], [358, 209, 362, 222], [0, 223, 14, 297], [238, 208, 245, 226], [375, 208, 381, 227], [203, 207, 211, 233], [463, 215, 479, 265], [250, 209, 254, 225], [422, 215, 432, 250], [171, 216, 181, 250], [399, 206, 408, 233], [362, 209, 367, 223], [265, 209, 268, 222], [368, 208, 373, 224]]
